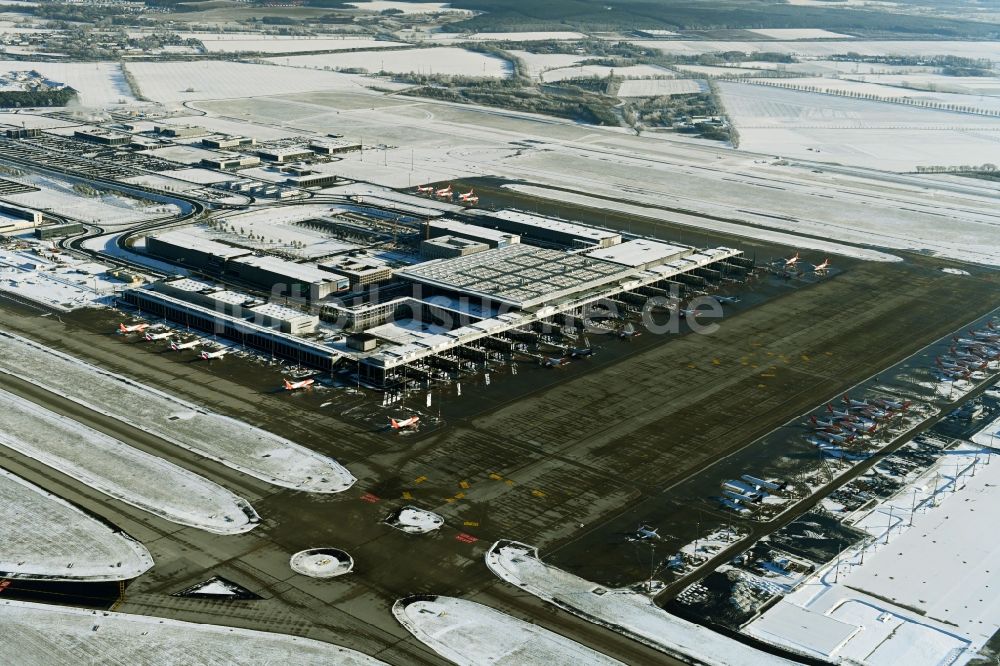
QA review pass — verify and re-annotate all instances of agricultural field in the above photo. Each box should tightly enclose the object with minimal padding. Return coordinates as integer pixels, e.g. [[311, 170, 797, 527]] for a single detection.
[[630, 40, 1000, 61], [508, 50, 588, 79], [0, 60, 137, 108], [346, 0, 469, 12], [745, 28, 854, 39], [717, 81, 1000, 171], [264, 47, 512, 78], [542, 64, 674, 83], [177, 33, 410, 54], [846, 74, 1000, 96], [744, 77, 1000, 114], [122, 61, 408, 106], [617, 78, 707, 97]]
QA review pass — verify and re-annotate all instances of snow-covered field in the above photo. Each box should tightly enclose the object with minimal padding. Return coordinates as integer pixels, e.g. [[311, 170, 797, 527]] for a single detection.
[[746, 76, 1000, 114], [737, 60, 941, 76], [633, 40, 1000, 61], [178, 33, 409, 54], [0, 60, 137, 107], [122, 61, 408, 106], [2, 174, 175, 226], [717, 81, 1000, 173], [346, 1, 468, 12], [673, 64, 762, 77], [971, 411, 1000, 448], [745, 443, 1000, 664], [462, 32, 586, 41], [0, 111, 78, 129], [0, 387, 259, 535], [508, 50, 587, 79], [0, 600, 388, 665], [0, 330, 356, 493], [0, 467, 153, 581], [265, 47, 511, 78], [542, 64, 674, 83], [486, 542, 794, 665], [616, 78, 706, 97], [393, 596, 626, 665], [503, 184, 902, 263], [845, 73, 1000, 96], [746, 28, 854, 39], [0, 248, 125, 311]]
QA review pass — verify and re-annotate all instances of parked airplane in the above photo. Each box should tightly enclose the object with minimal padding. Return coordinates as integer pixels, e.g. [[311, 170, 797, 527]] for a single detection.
[[390, 415, 420, 429], [170, 339, 200, 351], [143, 330, 172, 341], [842, 395, 871, 410], [715, 295, 741, 304], [283, 377, 315, 390], [199, 349, 228, 360], [826, 404, 853, 419], [874, 397, 910, 411], [810, 416, 841, 431], [783, 252, 801, 268], [415, 184, 434, 194], [618, 323, 641, 339], [434, 184, 452, 198], [457, 189, 476, 201], [812, 258, 832, 273], [119, 322, 149, 333], [542, 356, 568, 367], [569, 347, 594, 358], [816, 430, 853, 444], [627, 524, 660, 541]]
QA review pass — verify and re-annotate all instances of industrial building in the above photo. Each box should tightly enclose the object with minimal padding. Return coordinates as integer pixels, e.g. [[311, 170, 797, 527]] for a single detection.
[[4, 127, 39, 139], [154, 125, 206, 139], [426, 218, 520, 249], [421, 235, 488, 260], [318, 254, 393, 289], [73, 128, 130, 146], [257, 146, 314, 164], [286, 173, 340, 189], [201, 154, 260, 170], [0, 203, 42, 226], [202, 135, 256, 150], [121, 286, 340, 370], [227, 255, 347, 300], [35, 222, 83, 239], [396, 244, 636, 309], [147, 230, 252, 271], [472, 210, 621, 248], [586, 238, 693, 270], [139, 217, 749, 388], [146, 229, 348, 299], [309, 139, 361, 155]]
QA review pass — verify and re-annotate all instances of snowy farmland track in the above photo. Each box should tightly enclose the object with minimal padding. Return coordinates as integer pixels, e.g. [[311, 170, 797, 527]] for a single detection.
[[0, 467, 153, 581], [0, 330, 356, 493], [393, 596, 627, 666], [0, 388, 259, 535], [0, 600, 389, 665]]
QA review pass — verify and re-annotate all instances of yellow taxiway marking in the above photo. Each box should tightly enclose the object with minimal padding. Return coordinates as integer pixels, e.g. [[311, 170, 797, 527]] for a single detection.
[[459, 480, 470, 489], [414, 475, 428, 484], [463, 520, 479, 527], [402, 491, 413, 500], [531, 489, 546, 498], [489, 473, 503, 481]]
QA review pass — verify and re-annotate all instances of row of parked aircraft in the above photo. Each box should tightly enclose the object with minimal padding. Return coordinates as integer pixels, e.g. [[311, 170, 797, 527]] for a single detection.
[[936, 324, 1000, 380], [780, 253, 831, 273], [806, 394, 911, 450], [415, 183, 479, 204], [121, 323, 423, 428]]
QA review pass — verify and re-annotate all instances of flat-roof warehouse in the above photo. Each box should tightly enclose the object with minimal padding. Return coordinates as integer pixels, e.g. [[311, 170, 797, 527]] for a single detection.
[[396, 244, 638, 310], [473, 209, 621, 248]]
